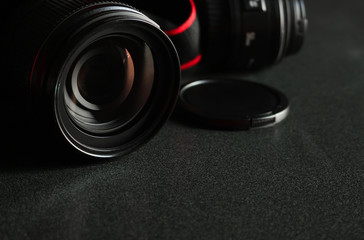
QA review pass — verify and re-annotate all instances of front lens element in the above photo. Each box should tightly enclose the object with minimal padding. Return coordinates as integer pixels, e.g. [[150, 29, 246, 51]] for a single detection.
[[64, 36, 155, 135], [76, 47, 133, 106]]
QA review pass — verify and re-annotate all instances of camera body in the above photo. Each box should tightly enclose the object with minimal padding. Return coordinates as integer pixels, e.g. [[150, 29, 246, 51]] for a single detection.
[[1, 0, 307, 158]]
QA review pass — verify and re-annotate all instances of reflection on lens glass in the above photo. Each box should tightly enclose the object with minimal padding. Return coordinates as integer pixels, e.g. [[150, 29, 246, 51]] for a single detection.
[[77, 50, 133, 105], [64, 36, 155, 134]]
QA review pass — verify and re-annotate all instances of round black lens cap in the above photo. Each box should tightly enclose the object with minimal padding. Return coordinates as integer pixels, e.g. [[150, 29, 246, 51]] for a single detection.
[[178, 79, 289, 130]]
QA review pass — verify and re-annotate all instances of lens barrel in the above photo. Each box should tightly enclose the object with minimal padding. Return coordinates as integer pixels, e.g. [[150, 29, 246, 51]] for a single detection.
[[6, 0, 180, 158], [196, 0, 308, 70]]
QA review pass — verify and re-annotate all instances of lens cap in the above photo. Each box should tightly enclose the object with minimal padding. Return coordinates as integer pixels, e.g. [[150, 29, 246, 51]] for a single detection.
[[178, 79, 289, 130]]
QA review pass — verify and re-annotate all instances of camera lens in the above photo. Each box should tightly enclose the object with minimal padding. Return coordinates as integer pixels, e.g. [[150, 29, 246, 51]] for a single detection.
[[196, 0, 308, 70], [7, 1, 180, 158]]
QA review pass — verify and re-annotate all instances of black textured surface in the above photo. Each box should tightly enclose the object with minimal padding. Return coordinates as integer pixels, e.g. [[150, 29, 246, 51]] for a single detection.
[[1, 0, 364, 239]]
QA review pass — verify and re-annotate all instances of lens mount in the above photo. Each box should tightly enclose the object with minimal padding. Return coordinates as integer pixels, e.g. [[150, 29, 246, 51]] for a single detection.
[[30, 3, 180, 158]]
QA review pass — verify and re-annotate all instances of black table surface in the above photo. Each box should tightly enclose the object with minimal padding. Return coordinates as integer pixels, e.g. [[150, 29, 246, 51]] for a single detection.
[[1, 0, 364, 239]]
